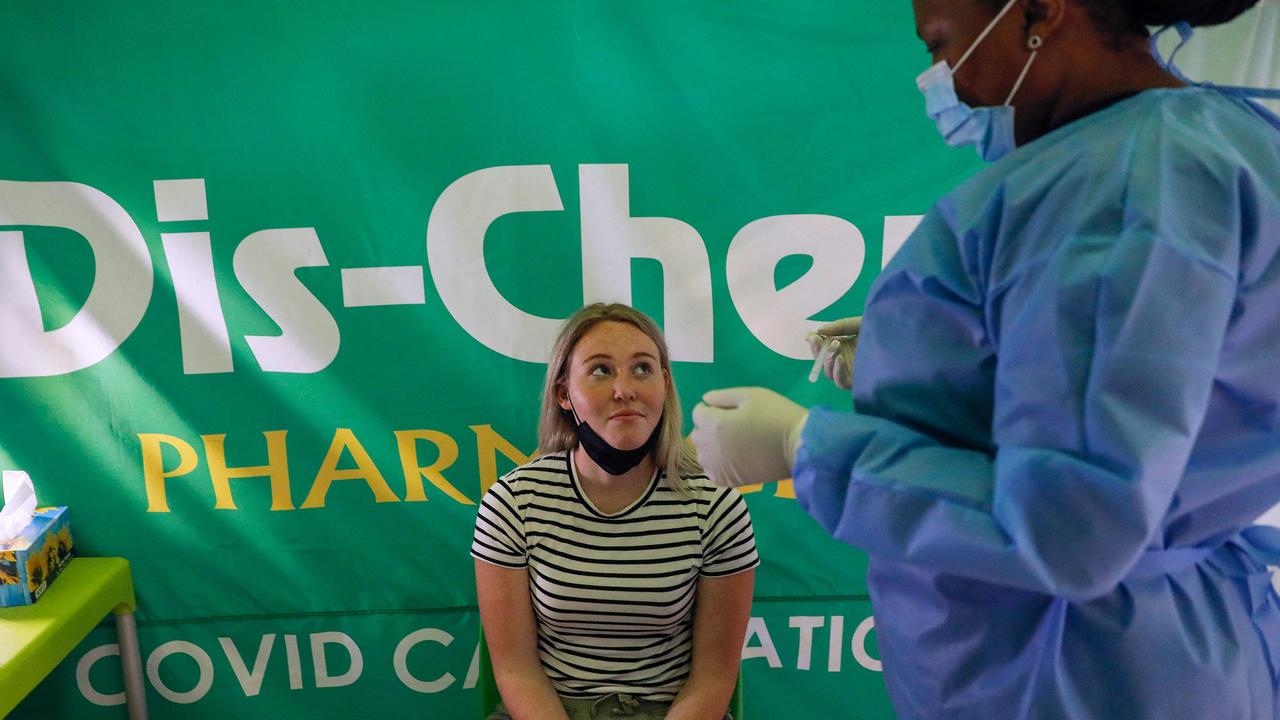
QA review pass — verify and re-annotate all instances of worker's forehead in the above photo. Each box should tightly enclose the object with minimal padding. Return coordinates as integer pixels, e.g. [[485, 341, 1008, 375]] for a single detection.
[[913, 0, 989, 35]]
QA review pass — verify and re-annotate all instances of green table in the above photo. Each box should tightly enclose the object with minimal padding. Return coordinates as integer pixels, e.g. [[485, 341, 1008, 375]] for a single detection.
[[0, 557, 147, 718]]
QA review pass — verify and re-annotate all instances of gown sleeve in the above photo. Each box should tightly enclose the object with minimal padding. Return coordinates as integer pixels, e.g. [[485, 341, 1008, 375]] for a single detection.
[[795, 129, 1245, 600]]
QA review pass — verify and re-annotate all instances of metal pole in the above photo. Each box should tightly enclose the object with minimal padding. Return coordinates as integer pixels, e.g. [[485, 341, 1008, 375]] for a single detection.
[[115, 611, 149, 720]]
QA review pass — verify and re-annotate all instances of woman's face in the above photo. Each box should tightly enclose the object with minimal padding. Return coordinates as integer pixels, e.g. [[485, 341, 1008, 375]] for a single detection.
[[912, 0, 1032, 109], [559, 321, 667, 451]]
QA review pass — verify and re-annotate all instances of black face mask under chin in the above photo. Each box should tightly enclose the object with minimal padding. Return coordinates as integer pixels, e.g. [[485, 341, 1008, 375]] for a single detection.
[[564, 403, 660, 476]]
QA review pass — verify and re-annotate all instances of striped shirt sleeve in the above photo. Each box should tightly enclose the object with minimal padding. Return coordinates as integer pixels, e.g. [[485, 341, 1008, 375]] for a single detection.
[[700, 486, 759, 577], [471, 477, 527, 568]]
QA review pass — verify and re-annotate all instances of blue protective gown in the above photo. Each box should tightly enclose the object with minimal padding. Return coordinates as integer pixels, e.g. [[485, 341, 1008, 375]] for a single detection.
[[794, 87, 1280, 720]]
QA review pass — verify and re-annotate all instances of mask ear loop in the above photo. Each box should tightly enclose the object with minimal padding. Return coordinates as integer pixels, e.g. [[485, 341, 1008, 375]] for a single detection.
[[954, 0, 1022, 73], [1004, 40, 1040, 105], [564, 394, 583, 425]]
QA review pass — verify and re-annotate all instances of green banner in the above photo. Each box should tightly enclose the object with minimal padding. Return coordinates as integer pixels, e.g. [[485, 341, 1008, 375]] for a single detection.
[[1, 2, 977, 717], [19, 598, 894, 719]]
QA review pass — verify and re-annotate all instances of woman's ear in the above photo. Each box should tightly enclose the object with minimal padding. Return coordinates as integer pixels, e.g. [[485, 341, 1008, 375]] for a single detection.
[[1024, 0, 1066, 42], [557, 384, 571, 411]]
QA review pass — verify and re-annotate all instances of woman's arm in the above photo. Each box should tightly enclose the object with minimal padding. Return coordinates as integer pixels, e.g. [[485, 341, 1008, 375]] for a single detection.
[[475, 559, 569, 720], [666, 569, 755, 720], [796, 169, 1240, 600]]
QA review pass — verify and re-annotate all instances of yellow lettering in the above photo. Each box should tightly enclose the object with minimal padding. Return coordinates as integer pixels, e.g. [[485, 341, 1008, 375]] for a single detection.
[[394, 430, 471, 504], [302, 428, 399, 509], [203, 431, 294, 511], [736, 480, 794, 497], [139, 433, 199, 513], [470, 425, 533, 495]]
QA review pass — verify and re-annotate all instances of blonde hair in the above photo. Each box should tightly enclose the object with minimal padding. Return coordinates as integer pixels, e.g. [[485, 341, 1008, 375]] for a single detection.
[[538, 303, 698, 492]]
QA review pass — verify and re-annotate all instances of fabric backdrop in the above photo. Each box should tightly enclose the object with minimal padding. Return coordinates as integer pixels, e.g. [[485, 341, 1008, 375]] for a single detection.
[[1, 2, 1274, 718]]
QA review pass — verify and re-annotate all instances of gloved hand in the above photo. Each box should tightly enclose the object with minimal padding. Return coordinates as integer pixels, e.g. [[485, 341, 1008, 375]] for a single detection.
[[806, 316, 861, 390], [690, 387, 808, 488]]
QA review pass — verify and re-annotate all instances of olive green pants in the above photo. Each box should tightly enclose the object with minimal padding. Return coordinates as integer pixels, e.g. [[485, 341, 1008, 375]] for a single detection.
[[486, 693, 733, 719]]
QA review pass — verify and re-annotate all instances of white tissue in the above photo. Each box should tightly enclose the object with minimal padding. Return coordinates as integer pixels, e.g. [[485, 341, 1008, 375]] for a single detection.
[[0, 470, 37, 542]]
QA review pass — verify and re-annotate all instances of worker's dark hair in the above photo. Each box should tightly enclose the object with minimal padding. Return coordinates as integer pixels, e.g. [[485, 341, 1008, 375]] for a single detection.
[[1120, 0, 1262, 27], [981, 0, 1262, 48]]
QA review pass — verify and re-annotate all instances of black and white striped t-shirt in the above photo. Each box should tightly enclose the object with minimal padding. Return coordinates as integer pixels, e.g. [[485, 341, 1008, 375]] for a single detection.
[[471, 451, 759, 701]]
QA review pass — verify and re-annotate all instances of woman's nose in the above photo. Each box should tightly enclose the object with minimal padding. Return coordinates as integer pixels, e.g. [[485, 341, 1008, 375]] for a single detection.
[[613, 377, 637, 400]]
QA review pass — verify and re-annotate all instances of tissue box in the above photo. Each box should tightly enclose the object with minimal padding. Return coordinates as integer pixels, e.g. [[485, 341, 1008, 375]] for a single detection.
[[0, 506, 74, 607]]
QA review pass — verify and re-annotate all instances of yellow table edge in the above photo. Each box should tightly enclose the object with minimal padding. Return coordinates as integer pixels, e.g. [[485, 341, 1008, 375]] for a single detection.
[[0, 557, 136, 716]]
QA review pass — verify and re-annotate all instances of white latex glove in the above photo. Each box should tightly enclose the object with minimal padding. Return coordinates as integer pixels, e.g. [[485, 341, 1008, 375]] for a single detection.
[[690, 387, 809, 488], [805, 316, 862, 390]]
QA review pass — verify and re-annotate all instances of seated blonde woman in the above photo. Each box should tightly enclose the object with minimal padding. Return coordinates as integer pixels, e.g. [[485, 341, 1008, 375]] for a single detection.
[[472, 303, 758, 720]]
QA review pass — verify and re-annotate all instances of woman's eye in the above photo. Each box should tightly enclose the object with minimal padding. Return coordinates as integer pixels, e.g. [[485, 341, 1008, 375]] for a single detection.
[[589, 365, 611, 377], [633, 363, 654, 376]]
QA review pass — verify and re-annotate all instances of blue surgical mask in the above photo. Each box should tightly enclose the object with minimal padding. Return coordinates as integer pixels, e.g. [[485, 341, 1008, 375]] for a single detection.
[[916, 0, 1039, 162]]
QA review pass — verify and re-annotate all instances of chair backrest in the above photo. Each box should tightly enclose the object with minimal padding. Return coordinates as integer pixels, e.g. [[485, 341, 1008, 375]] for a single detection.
[[476, 629, 744, 719]]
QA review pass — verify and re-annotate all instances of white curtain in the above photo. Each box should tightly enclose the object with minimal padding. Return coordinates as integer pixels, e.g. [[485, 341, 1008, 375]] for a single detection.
[[1161, 0, 1280, 112]]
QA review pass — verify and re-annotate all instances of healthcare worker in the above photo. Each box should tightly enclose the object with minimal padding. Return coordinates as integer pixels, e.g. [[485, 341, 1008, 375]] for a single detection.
[[691, 0, 1280, 718]]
